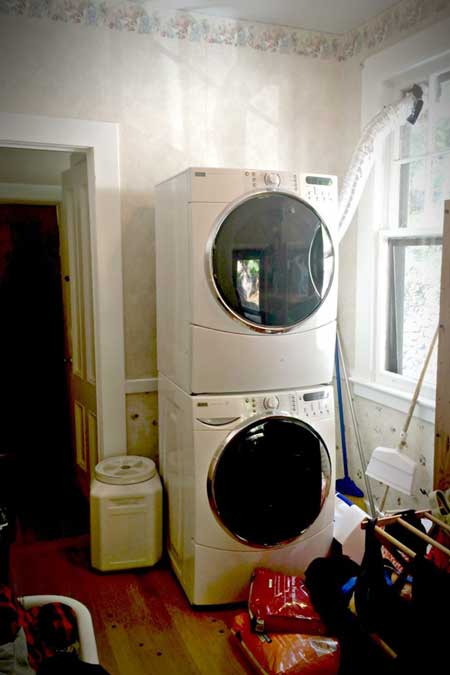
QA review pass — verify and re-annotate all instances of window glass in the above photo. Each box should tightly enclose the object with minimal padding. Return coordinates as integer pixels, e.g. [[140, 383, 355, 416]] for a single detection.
[[386, 238, 442, 384], [400, 108, 428, 159], [209, 417, 331, 547], [384, 68, 449, 389], [431, 153, 450, 225], [398, 159, 427, 228], [212, 193, 334, 329], [434, 70, 450, 152]]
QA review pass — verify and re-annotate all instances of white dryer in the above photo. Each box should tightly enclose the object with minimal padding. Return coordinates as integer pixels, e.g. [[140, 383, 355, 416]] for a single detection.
[[155, 167, 338, 394], [158, 374, 335, 605]]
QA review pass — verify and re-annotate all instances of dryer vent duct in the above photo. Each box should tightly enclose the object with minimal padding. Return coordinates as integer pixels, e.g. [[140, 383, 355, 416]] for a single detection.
[[338, 84, 424, 243]]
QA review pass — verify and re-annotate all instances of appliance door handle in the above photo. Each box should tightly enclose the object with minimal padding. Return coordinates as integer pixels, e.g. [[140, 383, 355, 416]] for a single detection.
[[196, 417, 241, 427], [308, 227, 321, 298]]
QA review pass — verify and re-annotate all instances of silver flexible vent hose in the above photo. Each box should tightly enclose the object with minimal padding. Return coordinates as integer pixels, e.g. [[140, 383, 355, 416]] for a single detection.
[[337, 84, 423, 243]]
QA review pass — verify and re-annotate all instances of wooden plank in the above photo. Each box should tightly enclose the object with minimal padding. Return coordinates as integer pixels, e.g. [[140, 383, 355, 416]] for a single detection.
[[435, 201, 450, 490], [10, 538, 254, 675]]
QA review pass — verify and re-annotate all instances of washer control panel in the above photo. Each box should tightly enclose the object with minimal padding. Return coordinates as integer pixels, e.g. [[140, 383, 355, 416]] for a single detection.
[[243, 387, 333, 420], [194, 387, 333, 428], [263, 395, 280, 410], [299, 390, 332, 419]]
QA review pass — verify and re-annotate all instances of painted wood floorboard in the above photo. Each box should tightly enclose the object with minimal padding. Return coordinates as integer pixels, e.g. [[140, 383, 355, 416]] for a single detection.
[[10, 536, 254, 675]]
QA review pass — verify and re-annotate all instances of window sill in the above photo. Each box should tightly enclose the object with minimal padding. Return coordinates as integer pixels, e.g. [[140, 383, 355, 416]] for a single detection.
[[350, 377, 435, 424]]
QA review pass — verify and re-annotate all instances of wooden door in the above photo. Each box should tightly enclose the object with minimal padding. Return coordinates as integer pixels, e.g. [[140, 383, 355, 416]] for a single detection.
[[61, 158, 97, 497], [0, 204, 71, 466]]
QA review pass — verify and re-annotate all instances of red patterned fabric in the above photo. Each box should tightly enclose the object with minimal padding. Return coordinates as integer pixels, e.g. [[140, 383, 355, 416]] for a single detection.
[[0, 585, 79, 671], [0, 584, 21, 643]]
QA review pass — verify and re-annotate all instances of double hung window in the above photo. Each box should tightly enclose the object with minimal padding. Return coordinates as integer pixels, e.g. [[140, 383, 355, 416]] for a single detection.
[[376, 67, 449, 398]]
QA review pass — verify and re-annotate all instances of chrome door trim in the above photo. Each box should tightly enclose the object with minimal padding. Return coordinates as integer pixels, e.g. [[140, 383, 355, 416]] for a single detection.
[[205, 188, 335, 334], [206, 412, 332, 549]]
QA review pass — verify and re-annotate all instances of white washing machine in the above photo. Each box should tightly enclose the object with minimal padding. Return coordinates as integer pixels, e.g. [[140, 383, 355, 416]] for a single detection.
[[158, 374, 335, 605], [155, 167, 338, 394]]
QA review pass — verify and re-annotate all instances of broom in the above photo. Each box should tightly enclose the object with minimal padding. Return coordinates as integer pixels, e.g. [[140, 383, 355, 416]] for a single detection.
[[366, 325, 439, 513]]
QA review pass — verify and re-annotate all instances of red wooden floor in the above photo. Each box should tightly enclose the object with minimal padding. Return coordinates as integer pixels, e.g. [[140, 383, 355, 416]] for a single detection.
[[10, 535, 253, 675]]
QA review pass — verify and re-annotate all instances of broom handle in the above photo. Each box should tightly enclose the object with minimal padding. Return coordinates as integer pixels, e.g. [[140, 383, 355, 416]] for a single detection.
[[337, 327, 377, 517], [380, 325, 439, 513], [400, 325, 439, 446]]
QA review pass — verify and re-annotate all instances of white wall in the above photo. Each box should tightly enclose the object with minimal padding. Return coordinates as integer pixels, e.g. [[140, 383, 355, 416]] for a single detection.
[[0, 9, 445, 475], [0, 15, 351, 458]]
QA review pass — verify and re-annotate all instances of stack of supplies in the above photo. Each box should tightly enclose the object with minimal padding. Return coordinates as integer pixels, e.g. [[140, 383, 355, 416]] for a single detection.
[[230, 568, 340, 675]]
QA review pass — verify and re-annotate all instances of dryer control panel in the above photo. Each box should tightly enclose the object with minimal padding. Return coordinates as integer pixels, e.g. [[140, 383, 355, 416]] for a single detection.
[[243, 170, 298, 193], [299, 173, 338, 229]]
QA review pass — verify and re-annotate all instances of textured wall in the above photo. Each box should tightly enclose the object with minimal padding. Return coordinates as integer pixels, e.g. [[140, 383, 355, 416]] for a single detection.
[[335, 394, 434, 512], [0, 15, 349, 457], [0, 7, 444, 477]]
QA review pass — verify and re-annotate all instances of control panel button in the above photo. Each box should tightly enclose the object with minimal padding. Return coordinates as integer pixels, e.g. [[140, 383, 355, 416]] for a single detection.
[[263, 395, 280, 410], [264, 172, 281, 188]]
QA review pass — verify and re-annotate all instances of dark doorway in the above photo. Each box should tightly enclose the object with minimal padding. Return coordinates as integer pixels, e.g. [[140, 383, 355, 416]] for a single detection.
[[0, 204, 88, 542]]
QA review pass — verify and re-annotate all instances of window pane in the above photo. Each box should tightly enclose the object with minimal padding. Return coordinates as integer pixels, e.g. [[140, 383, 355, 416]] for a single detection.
[[400, 109, 428, 159], [434, 70, 450, 152], [386, 239, 442, 384], [398, 160, 427, 228], [431, 153, 450, 228]]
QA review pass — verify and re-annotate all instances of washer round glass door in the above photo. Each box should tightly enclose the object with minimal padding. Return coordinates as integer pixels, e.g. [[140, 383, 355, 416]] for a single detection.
[[210, 191, 334, 332], [207, 414, 332, 548]]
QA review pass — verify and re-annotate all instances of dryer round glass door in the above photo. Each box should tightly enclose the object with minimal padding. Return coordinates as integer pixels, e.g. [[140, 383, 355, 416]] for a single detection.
[[207, 415, 332, 548], [210, 191, 334, 332]]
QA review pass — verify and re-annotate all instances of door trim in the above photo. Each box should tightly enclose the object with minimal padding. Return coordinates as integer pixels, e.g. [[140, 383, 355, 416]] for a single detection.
[[0, 112, 126, 459]]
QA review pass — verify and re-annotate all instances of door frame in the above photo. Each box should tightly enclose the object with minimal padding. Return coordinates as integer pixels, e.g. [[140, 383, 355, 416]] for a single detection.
[[0, 112, 126, 460]]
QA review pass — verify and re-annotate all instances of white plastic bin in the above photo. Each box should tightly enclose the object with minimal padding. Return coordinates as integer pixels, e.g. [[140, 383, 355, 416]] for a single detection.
[[20, 595, 99, 664], [333, 493, 367, 564], [90, 455, 162, 571]]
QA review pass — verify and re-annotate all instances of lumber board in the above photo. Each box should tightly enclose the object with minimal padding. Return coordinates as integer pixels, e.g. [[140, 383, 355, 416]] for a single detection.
[[435, 200, 450, 490]]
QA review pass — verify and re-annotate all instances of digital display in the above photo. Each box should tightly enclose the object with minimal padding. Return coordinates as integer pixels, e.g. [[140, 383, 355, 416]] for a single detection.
[[305, 176, 332, 186], [303, 391, 327, 401]]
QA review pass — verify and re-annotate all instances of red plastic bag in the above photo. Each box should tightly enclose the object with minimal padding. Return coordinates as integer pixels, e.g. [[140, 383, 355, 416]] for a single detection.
[[248, 568, 326, 635], [231, 613, 340, 675]]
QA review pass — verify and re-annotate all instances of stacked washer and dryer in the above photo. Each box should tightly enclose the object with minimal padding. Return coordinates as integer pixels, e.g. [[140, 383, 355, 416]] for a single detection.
[[155, 167, 338, 605]]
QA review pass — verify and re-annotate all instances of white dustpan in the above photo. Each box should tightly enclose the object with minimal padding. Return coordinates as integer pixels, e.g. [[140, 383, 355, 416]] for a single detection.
[[366, 445, 417, 496], [366, 326, 439, 510]]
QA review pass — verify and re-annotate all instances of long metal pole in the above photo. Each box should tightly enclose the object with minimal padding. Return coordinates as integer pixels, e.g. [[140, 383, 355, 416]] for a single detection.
[[336, 326, 376, 517]]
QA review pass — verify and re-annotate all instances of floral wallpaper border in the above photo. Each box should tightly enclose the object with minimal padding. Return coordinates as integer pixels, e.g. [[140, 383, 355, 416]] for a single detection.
[[0, 0, 449, 61]]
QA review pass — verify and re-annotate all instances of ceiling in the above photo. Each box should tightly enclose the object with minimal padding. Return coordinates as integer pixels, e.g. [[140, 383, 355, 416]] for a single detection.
[[140, 0, 402, 34]]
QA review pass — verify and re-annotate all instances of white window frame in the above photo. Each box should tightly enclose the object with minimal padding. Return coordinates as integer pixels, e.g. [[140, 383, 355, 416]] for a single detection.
[[352, 18, 450, 422]]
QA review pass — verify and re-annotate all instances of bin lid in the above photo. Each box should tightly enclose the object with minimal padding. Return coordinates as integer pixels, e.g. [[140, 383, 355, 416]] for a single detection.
[[95, 455, 157, 485]]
